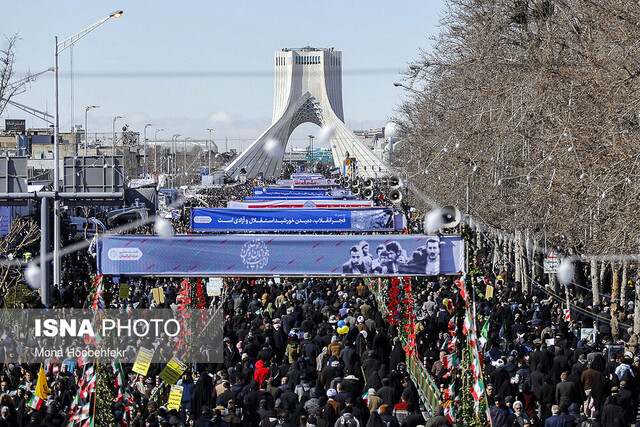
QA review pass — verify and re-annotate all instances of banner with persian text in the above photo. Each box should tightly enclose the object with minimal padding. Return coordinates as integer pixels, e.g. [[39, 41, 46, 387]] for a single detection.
[[227, 199, 373, 209], [253, 187, 329, 197], [97, 234, 464, 277], [190, 208, 398, 231]]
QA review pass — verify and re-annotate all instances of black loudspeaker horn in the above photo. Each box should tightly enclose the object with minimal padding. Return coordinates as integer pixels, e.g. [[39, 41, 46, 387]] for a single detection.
[[363, 178, 373, 189], [440, 205, 461, 228], [388, 175, 402, 189], [389, 189, 403, 204], [352, 187, 361, 196], [363, 188, 374, 199], [342, 178, 350, 188]]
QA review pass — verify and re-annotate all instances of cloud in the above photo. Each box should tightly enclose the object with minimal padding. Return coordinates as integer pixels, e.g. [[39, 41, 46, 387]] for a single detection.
[[207, 111, 234, 125]]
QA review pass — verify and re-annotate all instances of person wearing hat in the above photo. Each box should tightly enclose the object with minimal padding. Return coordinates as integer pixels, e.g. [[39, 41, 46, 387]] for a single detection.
[[490, 395, 508, 427], [328, 335, 344, 358], [367, 389, 382, 413]]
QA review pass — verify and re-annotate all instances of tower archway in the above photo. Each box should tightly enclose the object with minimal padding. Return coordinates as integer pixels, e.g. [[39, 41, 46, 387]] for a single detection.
[[225, 47, 390, 179]]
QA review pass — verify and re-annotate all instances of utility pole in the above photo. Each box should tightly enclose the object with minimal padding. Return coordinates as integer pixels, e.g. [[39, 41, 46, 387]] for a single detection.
[[207, 128, 213, 174]]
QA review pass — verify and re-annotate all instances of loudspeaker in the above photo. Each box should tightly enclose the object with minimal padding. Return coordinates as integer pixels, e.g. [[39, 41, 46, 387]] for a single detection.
[[352, 187, 361, 196], [363, 188, 374, 199], [440, 205, 461, 228], [388, 175, 402, 189], [363, 178, 373, 189], [342, 178, 350, 189], [389, 189, 403, 204]]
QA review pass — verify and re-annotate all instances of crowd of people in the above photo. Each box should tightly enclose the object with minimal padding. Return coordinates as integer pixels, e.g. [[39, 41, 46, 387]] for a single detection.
[[409, 252, 640, 427], [0, 176, 637, 427]]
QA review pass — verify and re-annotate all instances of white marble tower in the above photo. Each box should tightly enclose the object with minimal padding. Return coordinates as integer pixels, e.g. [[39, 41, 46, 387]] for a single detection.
[[225, 47, 390, 179]]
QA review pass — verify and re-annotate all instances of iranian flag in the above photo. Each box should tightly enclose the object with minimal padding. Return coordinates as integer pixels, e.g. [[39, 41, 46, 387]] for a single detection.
[[463, 313, 474, 335], [470, 379, 484, 402], [67, 409, 80, 426], [470, 350, 482, 379], [442, 353, 456, 370], [443, 403, 455, 424], [28, 394, 43, 410], [443, 383, 455, 400], [480, 317, 490, 341], [80, 403, 91, 420]]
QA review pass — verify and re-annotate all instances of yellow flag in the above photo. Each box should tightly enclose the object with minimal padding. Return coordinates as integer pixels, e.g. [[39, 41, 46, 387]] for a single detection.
[[35, 364, 51, 400]]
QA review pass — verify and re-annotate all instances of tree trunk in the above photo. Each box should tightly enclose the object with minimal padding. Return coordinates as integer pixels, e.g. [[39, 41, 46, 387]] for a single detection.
[[492, 233, 500, 273], [611, 262, 620, 312], [525, 228, 532, 287], [591, 259, 599, 307], [515, 230, 522, 285], [600, 261, 608, 306], [550, 272, 559, 294], [477, 223, 484, 253], [621, 260, 628, 308], [533, 236, 542, 289]]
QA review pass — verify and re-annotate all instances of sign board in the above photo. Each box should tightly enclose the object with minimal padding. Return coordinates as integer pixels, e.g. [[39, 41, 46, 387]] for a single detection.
[[485, 285, 494, 299], [228, 199, 373, 209], [543, 251, 560, 274], [207, 278, 223, 296], [62, 156, 124, 194], [190, 208, 397, 232], [0, 206, 11, 236], [166, 385, 184, 411], [5, 119, 25, 132], [118, 285, 130, 299], [581, 328, 596, 346], [98, 234, 465, 277], [159, 357, 187, 385], [132, 347, 155, 376], [152, 287, 165, 304], [607, 344, 625, 362], [0, 157, 28, 194], [201, 175, 213, 186]]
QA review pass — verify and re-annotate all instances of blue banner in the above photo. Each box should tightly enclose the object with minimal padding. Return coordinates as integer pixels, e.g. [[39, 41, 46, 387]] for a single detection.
[[97, 234, 465, 277], [191, 208, 398, 231], [244, 196, 334, 201], [254, 188, 329, 197]]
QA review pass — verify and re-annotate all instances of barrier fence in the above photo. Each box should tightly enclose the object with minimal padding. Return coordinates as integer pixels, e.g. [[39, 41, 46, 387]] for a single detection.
[[368, 278, 441, 413]]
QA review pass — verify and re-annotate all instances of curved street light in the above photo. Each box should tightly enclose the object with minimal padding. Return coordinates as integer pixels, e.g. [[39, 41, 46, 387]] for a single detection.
[[51, 10, 123, 299]]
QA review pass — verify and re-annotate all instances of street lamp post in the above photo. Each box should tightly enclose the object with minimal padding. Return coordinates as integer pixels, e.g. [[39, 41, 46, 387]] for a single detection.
[[52, 10, 123, 296], [112, 115, 122, 156], [143, 123, 152, 176], [171, 134, 181, 187], [154, 128, 164, 174], [207, 128, 213, 174], [308, 134, 314, 169], [83, 105, 99, 156], [183, 137, 191, 186]]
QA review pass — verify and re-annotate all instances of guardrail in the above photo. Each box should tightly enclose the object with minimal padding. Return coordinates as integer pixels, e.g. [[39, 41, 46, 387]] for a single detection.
[[367, 278, 441, 412]]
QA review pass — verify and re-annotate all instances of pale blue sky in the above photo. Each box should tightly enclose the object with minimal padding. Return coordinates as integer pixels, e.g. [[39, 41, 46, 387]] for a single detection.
[[1, 1, 445, 151]]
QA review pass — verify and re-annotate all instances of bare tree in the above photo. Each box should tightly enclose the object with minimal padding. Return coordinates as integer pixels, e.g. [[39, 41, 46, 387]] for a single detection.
[[0, 35, 21, 117], [0, 218, 40, 304], [396, 0, 640, 300]]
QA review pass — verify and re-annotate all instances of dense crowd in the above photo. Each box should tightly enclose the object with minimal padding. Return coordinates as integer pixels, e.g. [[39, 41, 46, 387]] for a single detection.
[[1, 177, 637, 427], [409, 252, 640, 427]]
